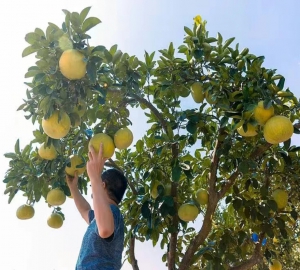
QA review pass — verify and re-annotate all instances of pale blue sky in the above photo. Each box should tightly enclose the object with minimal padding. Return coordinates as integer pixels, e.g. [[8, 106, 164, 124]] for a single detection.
[[0, 1, 300, 269]]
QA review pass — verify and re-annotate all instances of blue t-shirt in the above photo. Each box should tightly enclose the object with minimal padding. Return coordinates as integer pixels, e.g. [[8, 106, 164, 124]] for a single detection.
[[75, 205, 124, 270]]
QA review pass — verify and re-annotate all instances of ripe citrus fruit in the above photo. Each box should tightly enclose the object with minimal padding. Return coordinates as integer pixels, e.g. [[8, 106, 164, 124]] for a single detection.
[[195, 189, 209, 205], [263, 116, 293, 144], [114, 127, 134, 150], [16, 204, 35, 220], [89, 133, 115, 158], [269, 259, 282, 270], [191, 82, 204, 103], [237, 123, 258, 137], [272, 189, 288, 209], [59, 49, 86, 80], [42, 111, 71, 139], [38, 142, 57, 160], [46, 189, 66, 206], [65, 154, 86, 177], [47, 213, 63, 229], [178, 203, 199, 222], [254, 101, 275, 125]]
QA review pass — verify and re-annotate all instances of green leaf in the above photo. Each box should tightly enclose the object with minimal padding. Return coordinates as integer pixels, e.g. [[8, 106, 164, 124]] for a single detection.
[[186, 120, 197, 134], [15, 139, 20, 154], [70, 12, 81, 27], [184, 26, 194, 36], [25, 32, 40, 44], [82, 17, 101, 33], [232, 198, 243, 211], [141, 201, 151, 218], [22, 46, 38, 57], [135, 140, 143, 153], [238, 161, 249, 174], [172, 162, 181, 182], [4, 153, 17, 159], [277, 77, 285, 90], [80, 7, 91, 23], [87, 61, 97, 84], [92, 45, 106, 53]]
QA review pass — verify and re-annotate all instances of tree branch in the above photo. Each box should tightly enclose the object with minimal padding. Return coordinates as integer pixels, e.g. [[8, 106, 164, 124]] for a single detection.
[[179, 129, 224, 270], [128, 93, 171, 137], [168, 143, 179, 270], [129, 234, 139, 270], [229, 233, 264, 270]]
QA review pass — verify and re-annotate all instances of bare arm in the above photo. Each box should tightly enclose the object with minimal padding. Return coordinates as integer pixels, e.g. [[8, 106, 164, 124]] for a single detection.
[[87, 144, 115, 238], [66, 172, 91, 224]]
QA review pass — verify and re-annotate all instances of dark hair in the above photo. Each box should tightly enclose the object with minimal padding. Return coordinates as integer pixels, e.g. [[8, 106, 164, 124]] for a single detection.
[[101, 168, 128, 204]]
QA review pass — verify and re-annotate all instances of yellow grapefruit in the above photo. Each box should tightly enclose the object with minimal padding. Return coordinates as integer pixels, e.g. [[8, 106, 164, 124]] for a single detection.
[[42, 111, 71, 139], [178, 203, 199, 222], [16, 204, 35, 220], [47, 213, 63, 229], [237, 123, 258, 137], [195, 189, 209, 205], [269, 259, 282, 270], [65, 154, 86, 177], [114, 127, 134, 150], [46, 189, 66, 206], [89, 133, 115, 158], [264, 116, 294, 144], [59, 49, 86, 80], [191, 82, 204, 103], [254, 101, 275, 125], [272, 189, 288, 210], [38, 143, 57, 160]]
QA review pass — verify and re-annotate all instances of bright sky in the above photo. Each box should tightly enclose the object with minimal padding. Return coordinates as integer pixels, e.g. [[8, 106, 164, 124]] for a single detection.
[[0, 1, 300, 269]]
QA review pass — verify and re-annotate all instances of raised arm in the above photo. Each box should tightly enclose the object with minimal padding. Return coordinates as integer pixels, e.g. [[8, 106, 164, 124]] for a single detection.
[[87, 144, 115, 238], [66, 172, 91, 224]]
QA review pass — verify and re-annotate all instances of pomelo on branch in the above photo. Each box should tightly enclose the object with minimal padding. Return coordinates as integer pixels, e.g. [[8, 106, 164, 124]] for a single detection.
[[269, 259, 282, 270], [65, 154, 86, 177], [272, 189, 288, 210], [254, 101, 274, 125], [59, 49, 86, 80], [38, 142, 57, 160], [42, 111, 71, 139], [89, 133, 115, 158], [16, 204, 35, 220], [195, 188, 209, 205], [190, 82, 204, 103], [114, 127, 134, 150], [46, 188, 66, 206], [263, 115, 293, 144], [178, 203, 199, 222], [47, 213, 63, 229], [237, 123, 258, 137]]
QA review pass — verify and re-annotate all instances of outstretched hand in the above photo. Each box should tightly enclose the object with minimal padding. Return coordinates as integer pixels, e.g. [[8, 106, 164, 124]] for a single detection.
[[87, 143, 107, 182]]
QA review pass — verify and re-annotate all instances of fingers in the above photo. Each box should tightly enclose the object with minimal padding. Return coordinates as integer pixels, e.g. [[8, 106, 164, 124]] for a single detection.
[[98, 143, 103, 159]]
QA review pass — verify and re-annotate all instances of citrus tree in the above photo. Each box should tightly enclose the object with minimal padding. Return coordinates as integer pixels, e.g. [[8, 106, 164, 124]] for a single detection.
[[3, 7, 300, 270]]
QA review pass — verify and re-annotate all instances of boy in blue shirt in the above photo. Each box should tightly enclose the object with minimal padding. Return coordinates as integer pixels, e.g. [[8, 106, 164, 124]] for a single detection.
[[67, 144, 128, 270]]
